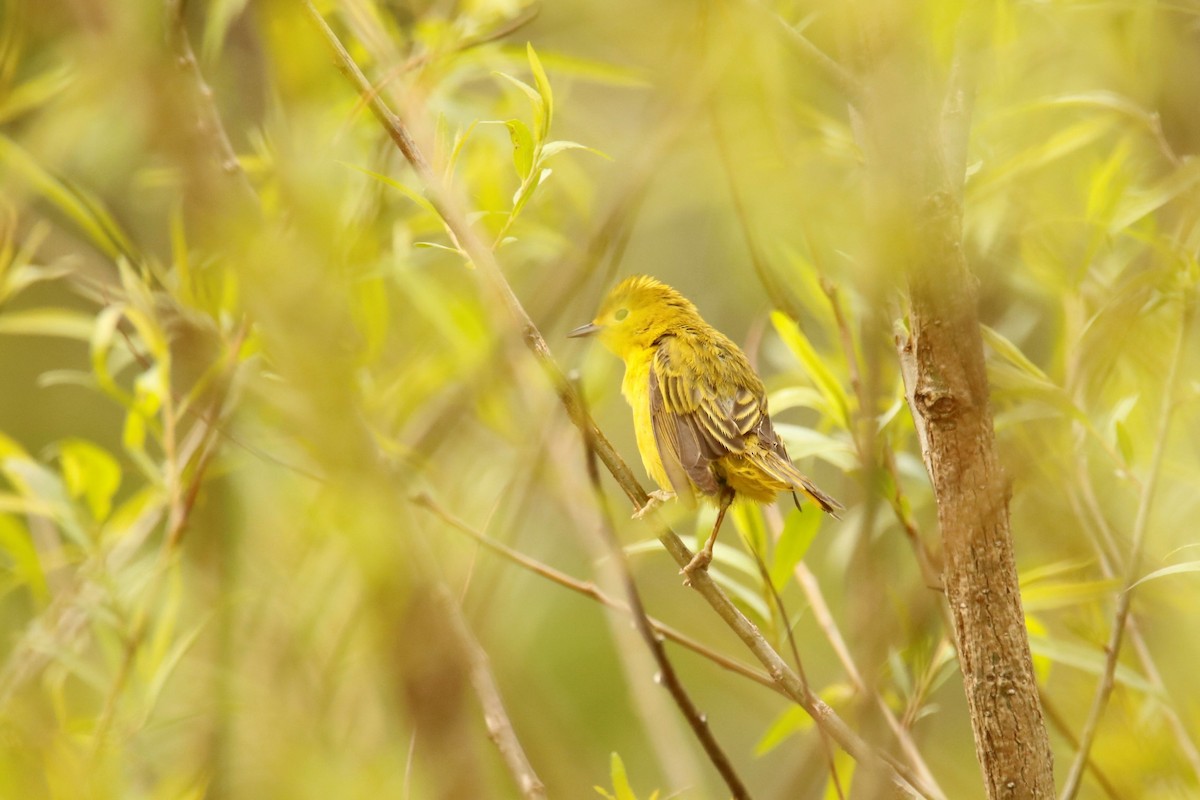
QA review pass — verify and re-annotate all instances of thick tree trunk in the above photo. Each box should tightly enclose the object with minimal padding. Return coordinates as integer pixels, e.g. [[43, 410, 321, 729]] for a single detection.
[[897, 199, 1056, 798], [855, 13, 1057, 796]]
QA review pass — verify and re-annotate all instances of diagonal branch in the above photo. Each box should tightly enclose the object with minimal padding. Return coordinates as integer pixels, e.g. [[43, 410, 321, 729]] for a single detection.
[[580, 404, 753, 800], [301, 5, 929, 795], [412, 491, 780, 693], [165, 0, 259, 204]]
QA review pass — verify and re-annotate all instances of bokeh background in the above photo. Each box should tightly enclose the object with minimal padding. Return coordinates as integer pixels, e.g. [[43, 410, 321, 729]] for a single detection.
[[1, 0, 1199, 797]]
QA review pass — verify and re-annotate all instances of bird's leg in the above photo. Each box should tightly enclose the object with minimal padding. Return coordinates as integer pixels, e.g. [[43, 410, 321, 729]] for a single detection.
[[682, 487, 735, 581], [632, 489, 675, 519]]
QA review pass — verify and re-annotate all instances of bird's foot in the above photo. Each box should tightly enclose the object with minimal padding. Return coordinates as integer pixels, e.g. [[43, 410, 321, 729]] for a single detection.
[[632, 490, 675, 519], [679, 548, 713, 586]]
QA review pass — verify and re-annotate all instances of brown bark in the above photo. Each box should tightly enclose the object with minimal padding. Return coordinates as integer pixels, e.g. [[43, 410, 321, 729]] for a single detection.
[[855, 12, 1056, 797], [898, 209, 1056, 798]]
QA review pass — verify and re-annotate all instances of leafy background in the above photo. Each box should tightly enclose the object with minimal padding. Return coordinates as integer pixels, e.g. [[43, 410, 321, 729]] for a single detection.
[[1, 0, 1198, 797]]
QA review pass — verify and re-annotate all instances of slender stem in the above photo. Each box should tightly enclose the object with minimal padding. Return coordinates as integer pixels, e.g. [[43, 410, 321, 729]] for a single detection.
[[165, 0, 258, 203], [412, 491, 780, 693], [794, 562, 947, 800], [581, 410, 753, 800], [750, 1, 861, 105], [428, 565, 547, 799], [1059, 296, 1192, 800]]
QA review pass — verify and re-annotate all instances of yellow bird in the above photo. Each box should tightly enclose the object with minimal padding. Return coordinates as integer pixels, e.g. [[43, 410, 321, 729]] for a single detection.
[[570, 275, 842, 576]]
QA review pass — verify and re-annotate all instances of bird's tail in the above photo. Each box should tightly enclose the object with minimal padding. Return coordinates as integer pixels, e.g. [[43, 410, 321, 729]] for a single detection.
[[760, 452, 844, 518]]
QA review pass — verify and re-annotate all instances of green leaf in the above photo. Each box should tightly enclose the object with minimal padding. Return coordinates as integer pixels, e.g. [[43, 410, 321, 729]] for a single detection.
[[0, 308, 95, 340], [0, 492, 56, 518], [607, 752, 637, 800], [1110, 158, 1200, 233], [413, 241, 466, 256], [770, 311, 848, 429], [340, 161, 440, 217], [1115, 420, 1135, 465], [444, 120, 480, 181], [0, 513, 49, 603], [1128, 560, 1200, 591], [510, 167, 552, 221], [1027, 635, 1157, 695], [494, 71, 546, 142], [201, 0, 250, 60], [756, 704, 811, 755], [103, 485, 166, 544], [1021, 578, 1120, 611], [770, 506, 822, 588], [1, 455, 90, 548], [755, 683, 853, 756], [526, 43, 554, 140], [0, 134, 138, 261], [57, 438, 121, 521], [823, 750, 856, 799], [123, 406, 147, 453], [768, 387, 828, 414], [981, 325, 1052, 383], [540, 140, 611, 161], [772, 424, 858, 471], [970, 117, 1113, 199], [0, 64, 74, 125], [731, 502, 767, 559], [505, 119, 535, 179]]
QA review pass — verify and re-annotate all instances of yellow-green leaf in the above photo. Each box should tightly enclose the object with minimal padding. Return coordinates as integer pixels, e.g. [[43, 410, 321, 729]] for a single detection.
[[0, 308, 95, 340], [57, 438, 121, 522], [0, 513, 49, 604], [770, 311, 848, 429], [527, 43, 554, 139], [505, 119, 535, 179]]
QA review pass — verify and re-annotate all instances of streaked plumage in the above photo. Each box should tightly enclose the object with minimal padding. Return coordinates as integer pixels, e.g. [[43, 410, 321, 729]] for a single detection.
[[570, 275, 842, 574]]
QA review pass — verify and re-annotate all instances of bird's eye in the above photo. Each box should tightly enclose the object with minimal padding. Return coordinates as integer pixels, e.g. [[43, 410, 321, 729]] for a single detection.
[[615, 308, 629, 321]]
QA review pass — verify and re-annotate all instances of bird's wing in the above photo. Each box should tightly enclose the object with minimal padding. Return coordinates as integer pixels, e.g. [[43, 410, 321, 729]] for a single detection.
[[649, 336, 767, 495]]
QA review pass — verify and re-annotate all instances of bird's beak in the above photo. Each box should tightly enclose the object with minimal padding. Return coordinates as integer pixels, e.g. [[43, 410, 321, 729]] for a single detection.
[[568, 322, 602, 338]]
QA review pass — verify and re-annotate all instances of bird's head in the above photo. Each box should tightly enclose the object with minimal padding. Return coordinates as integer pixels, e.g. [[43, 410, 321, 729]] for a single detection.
[[569, 275, 699, 359]]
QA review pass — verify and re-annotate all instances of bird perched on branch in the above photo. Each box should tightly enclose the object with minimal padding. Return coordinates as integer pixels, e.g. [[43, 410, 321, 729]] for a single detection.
[[570, 275, 842, 577]]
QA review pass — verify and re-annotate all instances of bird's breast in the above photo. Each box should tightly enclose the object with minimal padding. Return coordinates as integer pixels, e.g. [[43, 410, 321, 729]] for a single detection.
[[620, 352, 673, 494]]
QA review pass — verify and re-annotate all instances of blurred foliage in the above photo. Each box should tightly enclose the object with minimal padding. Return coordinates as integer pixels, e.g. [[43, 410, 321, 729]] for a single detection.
[[0, 0, 1198, 798]]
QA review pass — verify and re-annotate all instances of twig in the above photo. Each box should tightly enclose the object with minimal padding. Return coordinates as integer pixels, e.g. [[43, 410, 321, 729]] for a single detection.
[[749, 1, 861, 106], [412, 491, 780, 693], [367, 5, 542, 96], [429, 568, 547, 799], [1059, 296, 1192, 800], [880, 442, 943, 592], [709, 102, 799, 318], [301, 8, 927, 795], [759, 552, 846, 799], [1038, 690, 1123, 800], [793, 561, 947, 800], [1068, 480, 1200, 782], [165, 0, 258, 204], [580, 396, 753, 800]]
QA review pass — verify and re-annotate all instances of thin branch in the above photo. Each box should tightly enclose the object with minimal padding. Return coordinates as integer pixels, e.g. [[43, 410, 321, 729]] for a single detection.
[[748, 1, 861, 106], [880, 442, 942, 592], [1068, 479, 1200, 782], [1038, 690, 1123, 800], [1059, 296, 1193, 800], [301, 8, 928, 795], [793, 562, 947, 800], [165, 0, 258, 204], [412, 491, 780, 694], [739, 521, 844, 798], [580, 399, 753, 800], [429, 571, 547, 799], [709, 102, 799, 318]]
